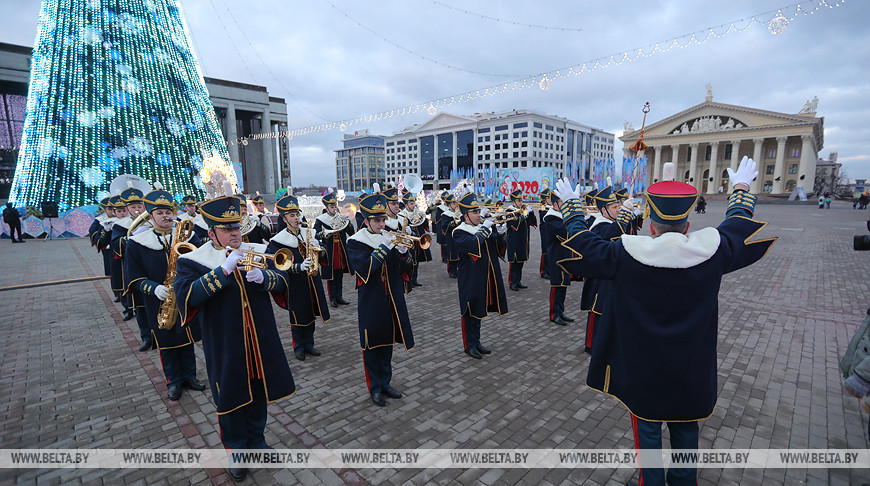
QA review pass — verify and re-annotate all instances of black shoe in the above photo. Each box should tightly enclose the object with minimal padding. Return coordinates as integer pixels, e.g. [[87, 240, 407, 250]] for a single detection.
[[560, 314, 575, 322], [465, 347, 483, 359], [412, 281, 423, 287], [371, 392, 386, 407], [337, 298, 350, 305], [123, 310, 135, 321], [185, 379, 207, 391], [113, 296, 121, 303], [552, 316, 569, 326], [383, 385, 402, 399], [509, 284, 519, 291], [449, 272, 457, 279], [330, 300, 339, 308], [476, 343, 491, 355], [228, 465, 248, 482], [541, 273, 550, 279], [167, 386, 182, 401], [138, 340, 153, 352], [305, 346, 321, 356], [294, 349, 306, 361], [516, 282, 528, 289], [584, 347, 592, 355]]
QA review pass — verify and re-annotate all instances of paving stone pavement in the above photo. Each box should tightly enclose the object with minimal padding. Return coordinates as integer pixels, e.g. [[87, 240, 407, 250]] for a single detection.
[[1, 201, 869, 485]]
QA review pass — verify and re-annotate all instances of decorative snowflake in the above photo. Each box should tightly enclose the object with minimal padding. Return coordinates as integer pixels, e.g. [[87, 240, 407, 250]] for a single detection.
[[166, 117, 186, 137], [81, 26, 102, 45], [79, 167, 106, 187], [77, 110, 98, 127], [99, 106, 115, 119], [127, 137, 153, 157]]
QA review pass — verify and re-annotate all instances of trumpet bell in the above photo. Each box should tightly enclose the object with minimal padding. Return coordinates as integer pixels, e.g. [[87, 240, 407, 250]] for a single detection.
[[418, 233, 432, 250], [272, 248, 294, 271]]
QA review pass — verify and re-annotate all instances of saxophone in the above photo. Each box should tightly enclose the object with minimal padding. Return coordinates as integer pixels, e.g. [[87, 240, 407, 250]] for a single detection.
[[157, 219, 196, 330], [300, 222, 320, 276]]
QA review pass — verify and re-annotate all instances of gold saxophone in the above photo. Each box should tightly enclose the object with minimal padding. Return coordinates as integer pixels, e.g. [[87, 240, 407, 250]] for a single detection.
[[300, 222, 320, 276], [157, 219, 196, 330]]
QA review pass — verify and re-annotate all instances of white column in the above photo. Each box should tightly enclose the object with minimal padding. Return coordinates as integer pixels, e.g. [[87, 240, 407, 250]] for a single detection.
[[798, 134, 815, 193], [751, 138, 764, 193], [706, 142, 719, 194], [729, 140, 741, 171], [653, 145, 663, 182], [670, 144, 680, 181], [688, 142, 699, 190], [772, 136, 787, 194]]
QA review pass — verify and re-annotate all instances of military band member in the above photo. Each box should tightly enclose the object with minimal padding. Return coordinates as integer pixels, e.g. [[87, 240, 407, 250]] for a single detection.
[[268, 194, 330, 361], [398, 191, 431, 287], [89, 197, 114, 278], [537, 188, 552, 280], [111, 185, 151, 347], [581, 185, 644, 353], [124, 186, 205, 401], [553, 158, 775, 486], [439, 194, 460, 278], [314, 189, 355, 307], [505, 189, 537, 291], [173, 191, 295, 481], [541, 192, 575, 326], [237, 195, 271, 244], [383, 186, 402, 232], [433, 191, 450, 263], [346, 192, 414, 407], [453, 193, 508, 359], [179, 195, 198, 221], [106, 195, 125, 303]]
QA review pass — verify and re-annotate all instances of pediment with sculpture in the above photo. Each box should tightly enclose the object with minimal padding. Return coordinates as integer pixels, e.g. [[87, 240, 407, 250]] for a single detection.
[[670, 115, 746, 135]]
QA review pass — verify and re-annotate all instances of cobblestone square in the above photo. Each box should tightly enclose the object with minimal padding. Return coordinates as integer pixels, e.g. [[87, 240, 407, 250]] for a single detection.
[[1, 200, 869, 485]]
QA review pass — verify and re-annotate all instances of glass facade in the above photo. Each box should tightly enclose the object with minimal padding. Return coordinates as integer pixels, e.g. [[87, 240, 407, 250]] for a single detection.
[[437, 133, 453, 180], [456, 130, 473, 173], [420, 135, 434, 178]]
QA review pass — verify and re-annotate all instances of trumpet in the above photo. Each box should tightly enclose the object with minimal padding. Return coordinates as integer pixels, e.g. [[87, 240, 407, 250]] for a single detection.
[[483, 201, 504, 211], [537, 203, 550, 212], [484, 204, 528, 224], [226, 246, 294, 271], [384, 230, 432, 250]]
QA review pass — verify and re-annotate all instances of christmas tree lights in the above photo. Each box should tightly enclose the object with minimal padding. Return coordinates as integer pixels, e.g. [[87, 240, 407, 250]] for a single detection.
[[9, 0, 236, 211]]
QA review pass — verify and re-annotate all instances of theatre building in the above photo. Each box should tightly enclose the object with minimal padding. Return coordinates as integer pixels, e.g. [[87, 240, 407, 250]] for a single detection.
[[619, 89, 824, 195]]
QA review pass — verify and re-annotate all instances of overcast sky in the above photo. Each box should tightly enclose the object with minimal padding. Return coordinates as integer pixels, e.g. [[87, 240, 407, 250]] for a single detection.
[[3, 0, 868, 186]]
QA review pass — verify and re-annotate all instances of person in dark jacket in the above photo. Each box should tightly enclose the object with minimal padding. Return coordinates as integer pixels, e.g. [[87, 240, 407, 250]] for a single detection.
[[3, 202, 23, 243]]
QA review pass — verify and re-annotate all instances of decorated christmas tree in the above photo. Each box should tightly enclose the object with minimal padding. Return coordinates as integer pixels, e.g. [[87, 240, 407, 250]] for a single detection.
[[9, 0, 236, 211]]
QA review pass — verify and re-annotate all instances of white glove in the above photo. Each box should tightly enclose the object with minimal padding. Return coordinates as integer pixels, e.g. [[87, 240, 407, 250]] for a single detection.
[[554, 178, 582, 201], [222, 250, 245, 275], [299, 257, 312, 272], [496, 223, 507, 234], [308, 238, 321, 250], [726, 156, 758, 188], [384, 234, 396, 250], [397, 244, 408, 254], [481, 208, 491, 218], [154, 285, 170, 301], [101, 220, 114, 231], [405, 225, 414, 235], [245, 267, 264, 284], [621, 199, 635, 212], [482, 219, 494, 229]]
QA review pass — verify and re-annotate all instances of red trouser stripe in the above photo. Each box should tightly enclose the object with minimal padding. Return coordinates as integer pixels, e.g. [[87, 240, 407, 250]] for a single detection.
[[631, 414, 644, 486], [585, 313, 595, 349], [460, 317, 468, 350], [549, 287, 556, 321], [362, 350, 372, 392]]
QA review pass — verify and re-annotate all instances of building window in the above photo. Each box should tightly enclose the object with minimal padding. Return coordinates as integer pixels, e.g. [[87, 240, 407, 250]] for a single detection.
[[724, 144, 733, 159], [479, 127, 490, 133], [513, 122, 528, 128], [792, 148, 800, 157], [521, 151, 527, 157], [686, 146, 692, 161], [534, 122, 542, 128], [705, 145, 712, 161], [513, 132, 520, 139], [788, 164, 798, 174], [763, 181, 773, 192], [768, 148, 777, 158], [495, 125, 508, 131], [766, 165, 775, 175], [785, 180, 797, 191]]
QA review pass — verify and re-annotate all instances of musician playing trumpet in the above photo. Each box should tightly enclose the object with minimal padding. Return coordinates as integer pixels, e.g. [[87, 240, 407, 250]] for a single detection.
[[314, 189, 355, 308], [124, 186, 205, 401], [267, 194, 330, 361], [505, 189, 537, 291], [439, 194, 460, 278], [452, 192, 508, 359], [398, 191, 431, 288], [236, 195, 271, 244]]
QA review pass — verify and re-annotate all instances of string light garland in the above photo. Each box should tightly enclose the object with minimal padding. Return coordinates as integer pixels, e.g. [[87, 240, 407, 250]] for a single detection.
[[221, 0, 847, 146], [9, 0, 235, 210], [427, 0, 584, 32]]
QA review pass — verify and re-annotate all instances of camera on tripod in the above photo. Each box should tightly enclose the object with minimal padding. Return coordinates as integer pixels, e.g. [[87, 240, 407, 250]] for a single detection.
[[853, 220, 870, 251]]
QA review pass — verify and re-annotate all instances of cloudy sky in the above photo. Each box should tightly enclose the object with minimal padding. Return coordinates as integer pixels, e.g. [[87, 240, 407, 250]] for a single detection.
[[3, 0, 867, 186]]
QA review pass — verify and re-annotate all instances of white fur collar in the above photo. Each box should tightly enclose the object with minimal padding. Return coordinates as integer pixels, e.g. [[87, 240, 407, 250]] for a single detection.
[[621, 227, 721, 269], [442, 208, 455, 218], [269, 228, 314, 249], [96, 214, 108, 223], [114, 215, 133, 229], [588, 212, 612, 230], [438, 204, 448, 212], [130, 229, 172, 251], [316, 212, 333, 225], [179, 241, 265, 270], [385, 216, 400, 230], [192, 214, 208, 231], [545, 208, 562, 220], [453, 222, 483, 235], [348, 228, 388, 250]]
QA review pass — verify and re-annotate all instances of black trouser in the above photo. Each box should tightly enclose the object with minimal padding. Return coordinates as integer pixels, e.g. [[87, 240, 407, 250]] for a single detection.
[[328, 272, 344, 302], [290, 324, 315, 352], [549, 287, 566, 321], [8, 222, 22, 241], [411, 264, 419, 284], [134, 293, 150, 343], [509, 262, 524, 285], [158, 344, 197, 389], [540, 253, 548, 276], [461, 315, 481, 351], [362, 346, 393, 395], [218, 378, 269, 450]]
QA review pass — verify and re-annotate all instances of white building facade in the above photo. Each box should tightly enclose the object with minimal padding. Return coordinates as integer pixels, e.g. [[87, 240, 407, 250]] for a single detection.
[[619, 92, 824, 195], [382, 110, 614, 191]]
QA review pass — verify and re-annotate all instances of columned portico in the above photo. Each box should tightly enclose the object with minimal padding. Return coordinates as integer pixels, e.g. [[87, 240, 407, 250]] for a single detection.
[[653, 145, 663, 182], [751, 138, 764, 194], [706, 142, 719, 194], [772, 136, 787, 194], [688, 143, 699, 188]]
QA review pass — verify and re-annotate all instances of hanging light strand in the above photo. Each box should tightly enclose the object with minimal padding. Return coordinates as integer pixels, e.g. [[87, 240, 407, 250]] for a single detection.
[[427, 0, 585, 32]]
